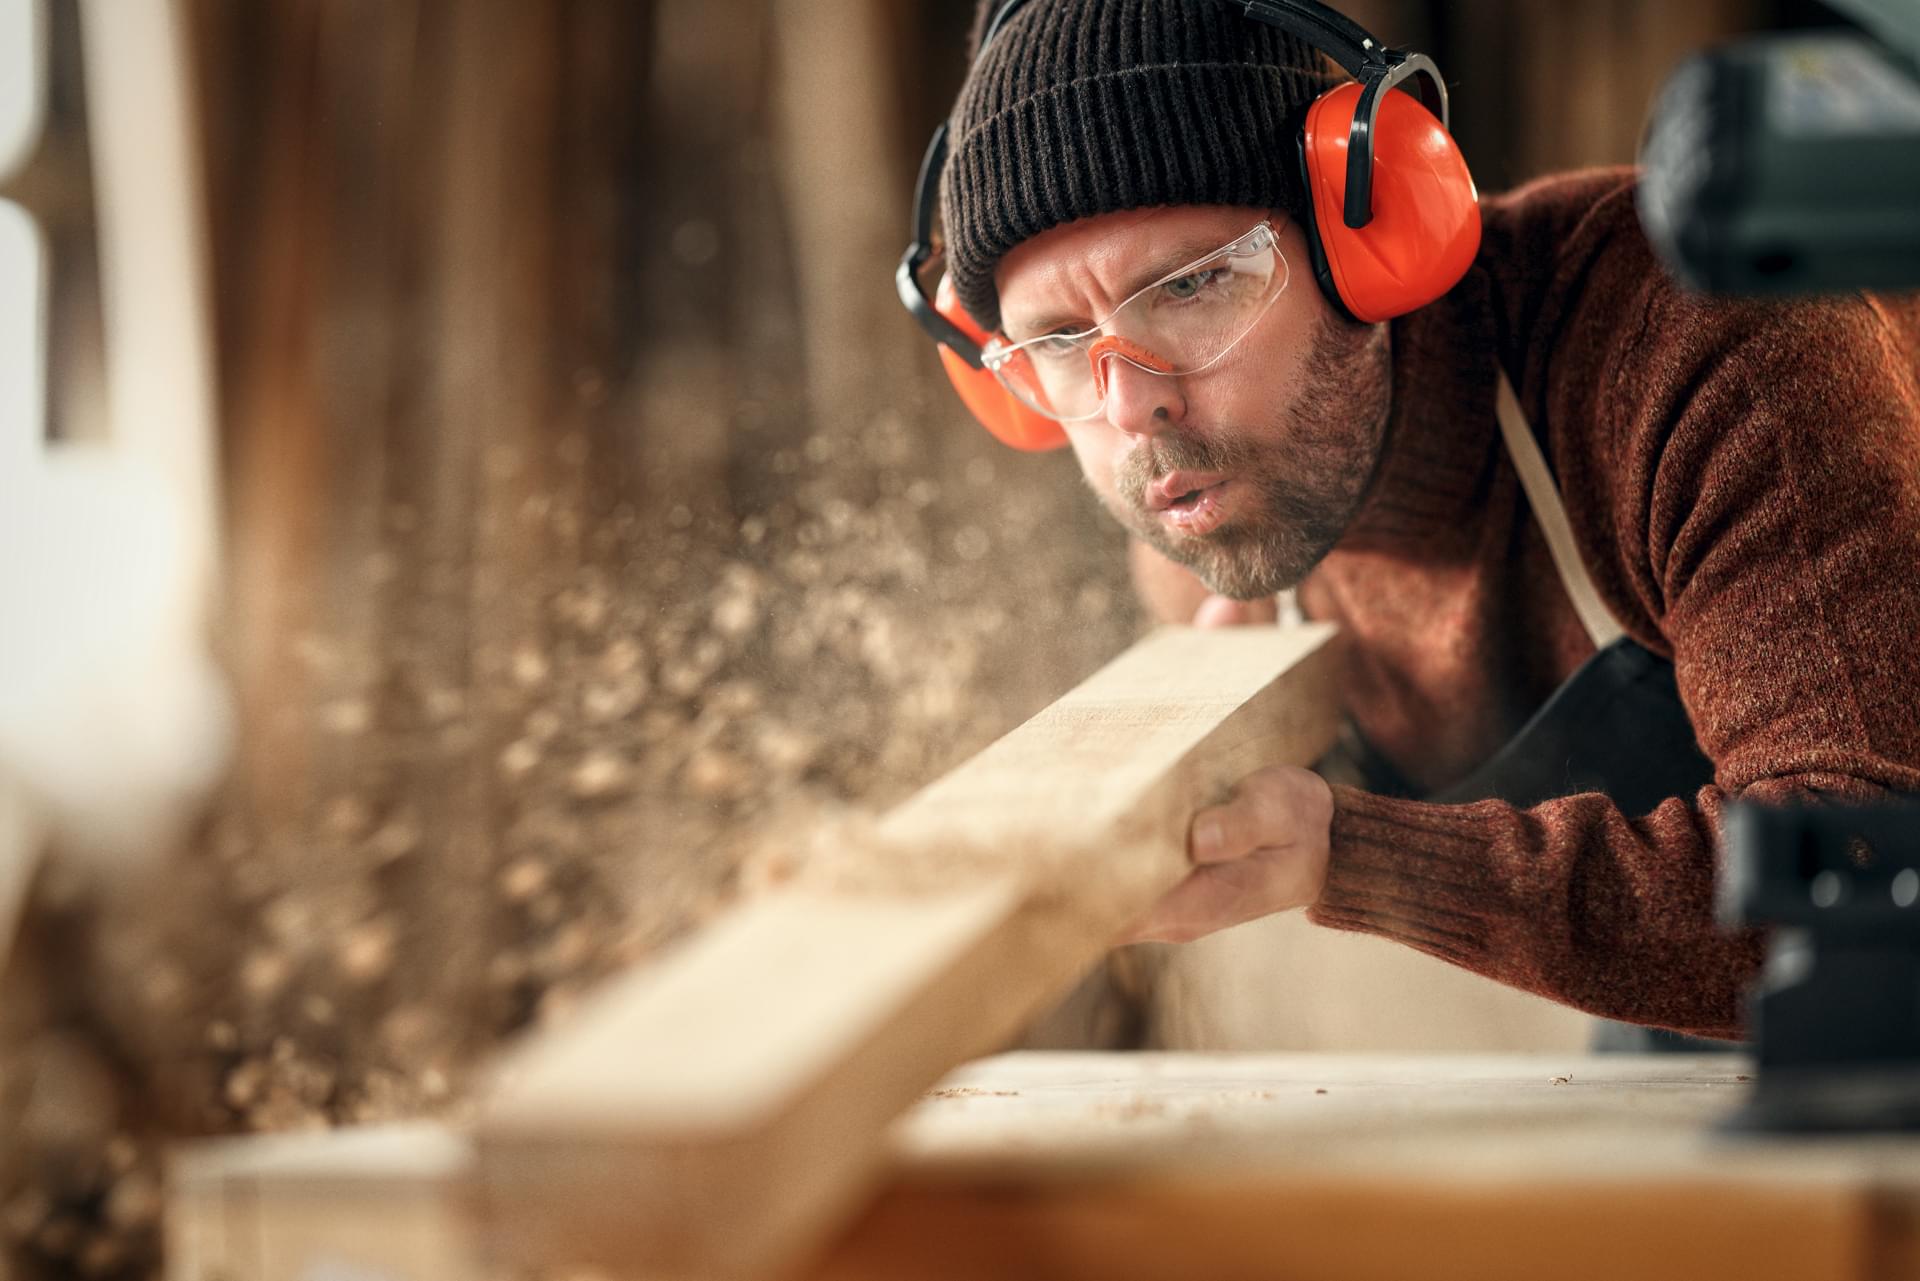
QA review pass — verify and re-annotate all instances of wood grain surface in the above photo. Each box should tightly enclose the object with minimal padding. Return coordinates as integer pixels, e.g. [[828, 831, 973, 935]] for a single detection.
[[169, 1052, 1920, 1281], [815, 1052, 1920, 1281], [474, 624, 1343, 1278]]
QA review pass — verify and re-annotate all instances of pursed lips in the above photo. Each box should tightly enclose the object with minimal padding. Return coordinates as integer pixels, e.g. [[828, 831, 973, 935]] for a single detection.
[[1146, 471, 1229, 512]]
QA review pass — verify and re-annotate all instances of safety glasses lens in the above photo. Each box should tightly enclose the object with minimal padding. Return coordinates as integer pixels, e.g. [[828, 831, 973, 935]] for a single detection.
[[984, 223, 1286, 424]]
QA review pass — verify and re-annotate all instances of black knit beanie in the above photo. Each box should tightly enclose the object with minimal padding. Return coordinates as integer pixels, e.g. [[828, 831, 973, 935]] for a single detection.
[[941, 0, 1340, 333]]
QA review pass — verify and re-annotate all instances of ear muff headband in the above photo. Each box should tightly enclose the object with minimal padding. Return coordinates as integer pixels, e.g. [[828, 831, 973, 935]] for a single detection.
[[897, 0, 1480, 450], [1301, 80, 1481, 323]]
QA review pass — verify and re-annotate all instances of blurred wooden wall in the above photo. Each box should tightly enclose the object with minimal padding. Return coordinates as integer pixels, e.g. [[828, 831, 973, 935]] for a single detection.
[[85, 0, 1133, 1135], [181, 2, 668, 1084]]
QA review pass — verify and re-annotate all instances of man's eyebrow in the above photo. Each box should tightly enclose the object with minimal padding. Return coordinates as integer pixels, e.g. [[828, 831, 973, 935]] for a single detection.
[[1004, 233, 1240, 340]]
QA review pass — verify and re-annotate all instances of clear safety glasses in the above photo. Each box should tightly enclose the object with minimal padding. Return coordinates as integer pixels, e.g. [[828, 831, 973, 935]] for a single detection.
[[982, 221, 1289, 424]]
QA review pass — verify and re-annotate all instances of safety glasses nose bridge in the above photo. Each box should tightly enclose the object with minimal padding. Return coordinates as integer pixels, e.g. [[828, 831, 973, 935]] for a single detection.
[[1087, 335, 1176, 401]]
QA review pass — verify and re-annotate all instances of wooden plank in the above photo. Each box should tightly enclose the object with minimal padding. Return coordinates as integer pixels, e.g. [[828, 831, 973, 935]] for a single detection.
[[482, 884, 1026, 1134], [475, 623, 1343, 1278], [165, 1123, 480, 1281]]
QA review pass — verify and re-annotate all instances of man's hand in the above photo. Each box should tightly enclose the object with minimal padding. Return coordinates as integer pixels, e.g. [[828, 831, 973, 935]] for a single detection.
[[1118, 765, 1334, 944]]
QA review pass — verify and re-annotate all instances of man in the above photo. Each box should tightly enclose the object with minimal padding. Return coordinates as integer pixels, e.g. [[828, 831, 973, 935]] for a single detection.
[[919, 0, 1920, 1040]]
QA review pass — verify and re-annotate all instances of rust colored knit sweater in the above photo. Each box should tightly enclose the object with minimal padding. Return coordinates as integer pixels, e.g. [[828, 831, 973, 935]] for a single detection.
[[1296, 168, 1920, 1039]]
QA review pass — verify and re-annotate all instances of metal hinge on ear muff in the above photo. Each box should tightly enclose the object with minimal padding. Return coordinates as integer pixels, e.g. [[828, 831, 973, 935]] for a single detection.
[[1344, 51, 1449, 228], [1224, 0, 1451, 230]]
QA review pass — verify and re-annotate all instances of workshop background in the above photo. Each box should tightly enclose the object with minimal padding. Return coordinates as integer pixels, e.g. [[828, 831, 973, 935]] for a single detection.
[[0, 0, 1841, 1276]]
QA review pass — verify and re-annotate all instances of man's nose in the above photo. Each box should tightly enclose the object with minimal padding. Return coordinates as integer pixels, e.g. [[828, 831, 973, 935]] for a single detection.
[[1090, 338, 1183, 437]]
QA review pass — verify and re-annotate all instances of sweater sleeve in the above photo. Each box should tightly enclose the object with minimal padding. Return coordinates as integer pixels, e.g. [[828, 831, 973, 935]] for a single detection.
[[1307, 200, 1920, 1039]]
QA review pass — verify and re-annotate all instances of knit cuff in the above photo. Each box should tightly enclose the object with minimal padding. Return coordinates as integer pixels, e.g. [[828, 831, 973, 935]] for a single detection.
[[1306, 785, 1504, 969]]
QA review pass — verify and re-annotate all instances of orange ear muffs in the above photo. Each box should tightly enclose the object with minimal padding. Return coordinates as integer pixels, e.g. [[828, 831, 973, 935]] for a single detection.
[[1301, 81, 1482, 324], [933, 274, 1069, 452]]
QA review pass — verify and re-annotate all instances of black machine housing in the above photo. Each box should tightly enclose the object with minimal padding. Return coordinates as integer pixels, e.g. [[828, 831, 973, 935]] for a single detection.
[[1720, 804, 1920, 1132], [1639, 18, 1920, 294]]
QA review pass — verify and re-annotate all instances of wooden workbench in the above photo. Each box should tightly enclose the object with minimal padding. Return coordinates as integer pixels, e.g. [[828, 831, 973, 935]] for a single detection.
[[167, 1052, 1920, 1280], [810, 1052, 1920, 1281]]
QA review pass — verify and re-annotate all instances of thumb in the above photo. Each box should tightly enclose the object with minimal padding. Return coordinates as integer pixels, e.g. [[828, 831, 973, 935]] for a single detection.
[[1189, 795, 1263, 865], [1189, 767, 1304, 865]]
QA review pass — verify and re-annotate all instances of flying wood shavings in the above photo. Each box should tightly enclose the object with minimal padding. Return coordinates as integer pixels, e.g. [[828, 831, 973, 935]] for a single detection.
[[6, 391, 1137, 1278]]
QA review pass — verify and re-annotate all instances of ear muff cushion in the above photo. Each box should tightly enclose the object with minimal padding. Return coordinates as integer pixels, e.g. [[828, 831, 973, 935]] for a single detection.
[[1302, 82, 1482, 324], [934, 275, 1069, 451]]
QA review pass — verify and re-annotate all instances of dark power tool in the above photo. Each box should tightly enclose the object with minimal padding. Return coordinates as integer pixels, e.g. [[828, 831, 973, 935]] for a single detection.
[[1719, 805, 1920, 1133], [1639, 1, 1920, 1135], [1638, 0, 1920, 294]]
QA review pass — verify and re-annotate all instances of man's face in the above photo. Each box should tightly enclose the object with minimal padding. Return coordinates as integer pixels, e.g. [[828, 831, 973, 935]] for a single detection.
[[995, 205, 1394, 599]]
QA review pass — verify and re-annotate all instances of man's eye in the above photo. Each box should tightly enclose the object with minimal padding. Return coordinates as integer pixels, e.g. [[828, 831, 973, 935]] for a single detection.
[[1162, 268, 1224, 301]]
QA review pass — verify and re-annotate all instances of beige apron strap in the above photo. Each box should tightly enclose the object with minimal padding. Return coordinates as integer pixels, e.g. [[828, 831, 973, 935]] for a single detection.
[[1495, 371, 1625, 652]]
